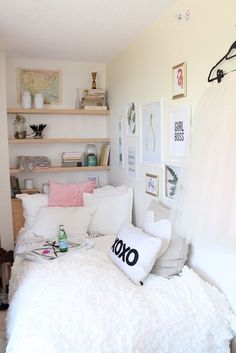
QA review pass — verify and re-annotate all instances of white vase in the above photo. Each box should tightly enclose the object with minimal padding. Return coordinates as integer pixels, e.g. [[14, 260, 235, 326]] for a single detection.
[[34, 93, 44, 109], [22, 91, 31, 109]]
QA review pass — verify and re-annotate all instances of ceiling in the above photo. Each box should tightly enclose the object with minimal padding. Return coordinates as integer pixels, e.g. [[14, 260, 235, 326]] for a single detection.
[[0, 0, 174, 63]]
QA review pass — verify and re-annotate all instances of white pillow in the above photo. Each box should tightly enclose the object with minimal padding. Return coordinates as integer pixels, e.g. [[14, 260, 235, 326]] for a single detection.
[[83, 188, 133, 236], [16, 193, 48, 229], [143, 210, 172, 257], [110, 224, 162, 285], [93, 185, 128, 194], [31, 206, 95, 241]]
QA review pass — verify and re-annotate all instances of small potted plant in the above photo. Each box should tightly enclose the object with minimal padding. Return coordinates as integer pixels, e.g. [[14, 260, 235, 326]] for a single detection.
[[29, 124, 47, 138], [13, 115, 27, 139]]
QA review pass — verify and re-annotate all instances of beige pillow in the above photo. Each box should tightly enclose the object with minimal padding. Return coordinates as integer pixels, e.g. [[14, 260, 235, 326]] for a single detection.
[[147, 200, 189, 278]]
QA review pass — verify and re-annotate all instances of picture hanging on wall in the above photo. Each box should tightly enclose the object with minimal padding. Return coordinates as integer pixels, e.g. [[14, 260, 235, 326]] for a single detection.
[[165, 164, 182, 199], [170, 106, 191, 157], [127, 145, 137, 179], [118, 119, 125, 168], [141, 100, 163, 164], [17, 68, 62, 104], [126, 100, 138, 136], [87, 176, 99, 188], [172, 62, 187, 99], [145, 173, 159, 197]]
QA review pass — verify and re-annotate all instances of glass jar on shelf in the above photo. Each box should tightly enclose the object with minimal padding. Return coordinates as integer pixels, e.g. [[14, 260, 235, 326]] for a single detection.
[[85, 144, 98, 166]]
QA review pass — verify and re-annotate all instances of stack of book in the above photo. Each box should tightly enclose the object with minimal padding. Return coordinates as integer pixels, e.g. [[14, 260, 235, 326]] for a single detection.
[[99, 144, 111, 166], [61, 152, 84, 167], [80, 89, 107, 110]]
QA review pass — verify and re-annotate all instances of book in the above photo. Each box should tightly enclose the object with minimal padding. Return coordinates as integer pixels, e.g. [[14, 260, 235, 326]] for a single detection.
[[99, 144, 111, 166], [83, 105, 108, 111]]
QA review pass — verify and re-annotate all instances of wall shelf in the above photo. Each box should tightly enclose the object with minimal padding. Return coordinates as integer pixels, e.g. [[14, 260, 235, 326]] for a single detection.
[[10, 166, 111, 175], [7, 108, 110, 116], [8, 138, 111, 144]]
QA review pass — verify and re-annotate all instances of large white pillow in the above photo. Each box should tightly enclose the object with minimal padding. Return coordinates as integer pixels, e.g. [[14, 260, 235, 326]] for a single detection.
[[110, 224, 162, 285], [83, 188, 133, 236], [16, 193, 48, 229], [93, 185, 128, 194], [31, 206, 95, 241], [143, 210, 171, 257]]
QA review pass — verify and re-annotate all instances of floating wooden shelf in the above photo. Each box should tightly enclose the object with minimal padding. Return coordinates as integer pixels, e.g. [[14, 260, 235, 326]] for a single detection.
[[7, 108, 110, 116], [10, 166, 111, 174], [8, 138, 111, 144]]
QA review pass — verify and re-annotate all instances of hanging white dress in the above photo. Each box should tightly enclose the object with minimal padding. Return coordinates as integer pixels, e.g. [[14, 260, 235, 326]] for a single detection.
[[174, 72, 236, 250]]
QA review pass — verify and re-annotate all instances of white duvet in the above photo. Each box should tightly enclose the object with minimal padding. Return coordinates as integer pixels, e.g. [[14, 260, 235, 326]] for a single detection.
[[6, 231, 236, 353]]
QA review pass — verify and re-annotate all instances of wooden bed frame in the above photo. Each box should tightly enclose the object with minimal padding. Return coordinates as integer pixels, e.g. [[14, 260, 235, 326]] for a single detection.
[[11, 198, 24, 241]]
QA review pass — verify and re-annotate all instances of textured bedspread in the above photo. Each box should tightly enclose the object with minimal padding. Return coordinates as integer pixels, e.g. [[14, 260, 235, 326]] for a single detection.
[[6, 233, 236, 353]]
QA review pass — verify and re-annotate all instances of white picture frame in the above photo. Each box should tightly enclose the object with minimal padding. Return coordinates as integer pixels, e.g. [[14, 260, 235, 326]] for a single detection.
[[87, 176, 99, 188], [170, 106, 191, 157], [140, 99, 163, 165], [145, 173, 159, 197], [118, 119, 125, 168], [127, 145, 137, 179], [126, 100, 138, 136]]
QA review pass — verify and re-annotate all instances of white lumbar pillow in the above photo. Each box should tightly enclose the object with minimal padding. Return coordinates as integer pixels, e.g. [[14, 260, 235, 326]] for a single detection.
[[143, 210, 171, 257], [83, 188, 133, 236], [110, 224, 162, 285], [93, 185, 128, 194]]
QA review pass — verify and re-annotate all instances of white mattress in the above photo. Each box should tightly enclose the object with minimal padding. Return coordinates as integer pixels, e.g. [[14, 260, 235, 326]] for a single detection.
[[6, 229, 236, 353]]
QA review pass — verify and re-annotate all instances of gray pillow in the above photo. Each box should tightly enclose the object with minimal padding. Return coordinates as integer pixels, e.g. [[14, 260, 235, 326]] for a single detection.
[[147, 200, 189, 278]]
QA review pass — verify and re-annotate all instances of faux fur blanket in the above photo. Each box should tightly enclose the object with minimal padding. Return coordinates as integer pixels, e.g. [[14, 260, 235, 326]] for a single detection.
[[6, 235, 236, 353]]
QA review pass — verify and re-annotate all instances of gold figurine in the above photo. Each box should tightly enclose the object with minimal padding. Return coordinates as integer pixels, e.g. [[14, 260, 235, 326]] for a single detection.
[[91, 72, 97, 89]]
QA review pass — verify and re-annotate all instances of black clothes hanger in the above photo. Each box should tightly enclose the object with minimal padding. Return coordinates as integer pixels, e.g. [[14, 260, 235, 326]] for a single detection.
[[208, 41, 236, 83]]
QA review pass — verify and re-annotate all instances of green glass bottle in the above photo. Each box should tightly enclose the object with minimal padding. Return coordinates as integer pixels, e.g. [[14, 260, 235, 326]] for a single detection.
[[58, 225, 68, 252]]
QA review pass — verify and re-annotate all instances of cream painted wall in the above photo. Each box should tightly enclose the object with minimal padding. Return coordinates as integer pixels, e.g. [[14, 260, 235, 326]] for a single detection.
[[0, 52, 14, 250], [6, 58, 109, 189], [106, 0, 236, 316]]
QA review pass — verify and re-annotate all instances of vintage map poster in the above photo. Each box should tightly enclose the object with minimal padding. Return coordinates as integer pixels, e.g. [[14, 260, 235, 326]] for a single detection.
[[18, 68, 61, 104]]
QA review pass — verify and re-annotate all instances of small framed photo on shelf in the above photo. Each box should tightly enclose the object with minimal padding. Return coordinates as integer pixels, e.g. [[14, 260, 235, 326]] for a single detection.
[[165, 164, 182, 199], [172, 62, 187, 99], [87, 176, 99, 188], [145, 173, 159, 197]]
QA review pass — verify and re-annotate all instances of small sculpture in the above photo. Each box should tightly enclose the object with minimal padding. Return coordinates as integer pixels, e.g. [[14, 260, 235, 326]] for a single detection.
[[91, 72, 97, 89], [13, 115, 27, 139], [30, 124, 47, 139]]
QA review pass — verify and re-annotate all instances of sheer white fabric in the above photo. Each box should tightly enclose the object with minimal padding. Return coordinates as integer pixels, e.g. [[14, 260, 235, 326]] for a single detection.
[[174, 72, 236, 250]]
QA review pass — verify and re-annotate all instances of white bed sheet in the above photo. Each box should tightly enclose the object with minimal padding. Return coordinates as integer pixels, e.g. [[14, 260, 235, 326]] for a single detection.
[[6, 229, 236, 353]]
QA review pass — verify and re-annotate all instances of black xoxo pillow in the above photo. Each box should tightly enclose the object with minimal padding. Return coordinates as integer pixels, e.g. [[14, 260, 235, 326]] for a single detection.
[[110, 224, 162, 285]]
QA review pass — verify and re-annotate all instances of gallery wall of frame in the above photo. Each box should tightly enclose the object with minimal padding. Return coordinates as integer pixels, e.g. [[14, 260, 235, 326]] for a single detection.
[[116, 61, 191, 203]]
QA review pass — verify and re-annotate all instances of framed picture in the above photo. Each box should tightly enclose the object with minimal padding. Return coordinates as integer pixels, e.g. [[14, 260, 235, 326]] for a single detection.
[[145, 173, 159, 197], [87, 176, 99, 188], [172, 62, 187, 99], [126, 100, 138, 136], [170, 106, 191, 157], [17, 68, 62, 104], [141, 100, 163, 164], [127, 145, 137, 179], [118, 119, 124, 168], [165, 164, 182, 199]]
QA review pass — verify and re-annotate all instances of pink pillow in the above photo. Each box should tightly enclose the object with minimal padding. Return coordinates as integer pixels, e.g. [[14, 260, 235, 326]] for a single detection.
[[48, 181, 95, 207]]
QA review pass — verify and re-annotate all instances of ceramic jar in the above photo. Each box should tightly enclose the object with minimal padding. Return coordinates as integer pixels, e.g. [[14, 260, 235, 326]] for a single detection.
[[22, 91, 31, 109], [34, 93, 44, 109]]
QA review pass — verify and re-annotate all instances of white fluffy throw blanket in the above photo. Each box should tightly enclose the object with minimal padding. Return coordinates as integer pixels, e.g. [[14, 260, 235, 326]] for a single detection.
[[6, 244, 236, 353]]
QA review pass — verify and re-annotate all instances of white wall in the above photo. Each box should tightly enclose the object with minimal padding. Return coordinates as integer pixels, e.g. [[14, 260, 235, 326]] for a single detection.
[[106, 0, 236, 315], [0, 52, 14, 250], [6, 58, 109, 189]]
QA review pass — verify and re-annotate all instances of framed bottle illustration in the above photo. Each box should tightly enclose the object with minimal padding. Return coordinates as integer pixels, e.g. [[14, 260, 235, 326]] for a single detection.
[[140, 100, 163, 164]]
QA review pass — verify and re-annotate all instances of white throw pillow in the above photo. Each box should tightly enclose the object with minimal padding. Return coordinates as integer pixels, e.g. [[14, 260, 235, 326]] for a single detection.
[[31, 206, 95, 241], [83, 188, 133, 236], [110, 224, 162, 285], [16, 193, 48, 229], [143, 210, 171, 257]]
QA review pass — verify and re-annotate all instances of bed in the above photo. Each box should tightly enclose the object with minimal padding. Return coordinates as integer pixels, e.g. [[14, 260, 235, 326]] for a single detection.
[[6, 184, 236, 353]]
